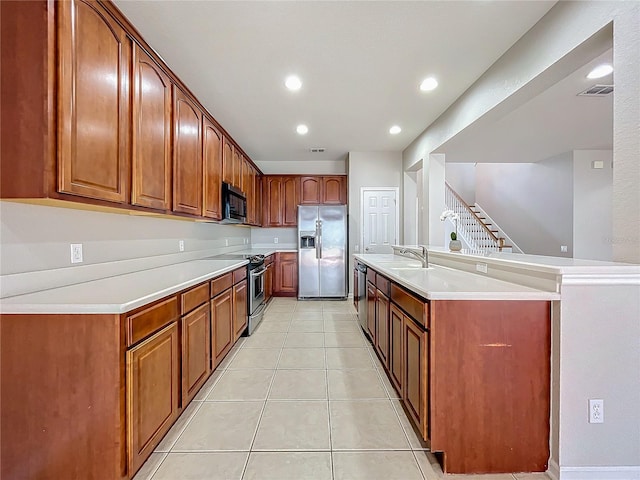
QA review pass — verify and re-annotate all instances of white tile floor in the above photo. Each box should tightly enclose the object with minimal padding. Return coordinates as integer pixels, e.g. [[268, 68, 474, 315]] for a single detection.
[[133, 298, 551, 480]]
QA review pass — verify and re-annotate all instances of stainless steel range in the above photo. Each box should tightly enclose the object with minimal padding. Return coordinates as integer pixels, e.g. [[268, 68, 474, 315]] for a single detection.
[[215, 253, 266, 335], [245, 254, 266, 335]]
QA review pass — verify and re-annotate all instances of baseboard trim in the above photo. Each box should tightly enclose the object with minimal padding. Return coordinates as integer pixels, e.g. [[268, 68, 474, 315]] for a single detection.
[[559, 465, 640, 480], [548, 459, 560, 480]]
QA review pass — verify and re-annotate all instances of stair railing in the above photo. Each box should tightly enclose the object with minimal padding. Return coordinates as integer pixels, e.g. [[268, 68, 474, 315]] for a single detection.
[[445, 182, 505, 252]]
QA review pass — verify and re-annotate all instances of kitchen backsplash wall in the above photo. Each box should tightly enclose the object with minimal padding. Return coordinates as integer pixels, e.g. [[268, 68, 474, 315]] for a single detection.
[[250, 227, 297, 249], [0, 201, 251, 296]]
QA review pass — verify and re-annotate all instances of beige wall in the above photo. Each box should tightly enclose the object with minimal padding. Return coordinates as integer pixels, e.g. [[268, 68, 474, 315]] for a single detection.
[[0, 201, 251, 295], [255, 159, 346, 175], [347, 151, 403, 293]]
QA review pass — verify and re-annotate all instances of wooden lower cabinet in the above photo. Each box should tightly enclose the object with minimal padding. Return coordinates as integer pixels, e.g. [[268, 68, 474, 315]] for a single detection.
[[211, 288, 234, 367], [126, 322, 180, 476], [274, 252, 298, 296], [233, 279, 248, 341], [181, 303, 211, 405], [389, 304, 404, 395], [375, 290, 390, 368], [403, 314, 429, 441]]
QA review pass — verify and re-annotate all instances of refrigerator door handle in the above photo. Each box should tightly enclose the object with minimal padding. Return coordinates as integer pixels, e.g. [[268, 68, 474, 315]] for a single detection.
[[316, 220, 322, 259]]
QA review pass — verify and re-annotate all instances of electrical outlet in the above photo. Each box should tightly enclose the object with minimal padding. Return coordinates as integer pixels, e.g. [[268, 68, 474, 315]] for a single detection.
[[225, 239, 229, 247], [244, 238, 248, 244], [274, 237, 279, 244], [561, 245, 568, 253], [179, 240, 185, 252], [476, 263, 488, 274], [589, 399, 604, 423], [70, 243, 83, 264]]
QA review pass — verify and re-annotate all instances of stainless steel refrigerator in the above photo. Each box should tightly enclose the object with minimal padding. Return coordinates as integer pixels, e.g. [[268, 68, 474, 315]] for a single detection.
[[298, 205, 347, 299]]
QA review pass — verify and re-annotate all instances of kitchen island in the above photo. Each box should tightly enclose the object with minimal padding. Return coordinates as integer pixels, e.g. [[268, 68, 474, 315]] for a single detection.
[[355, 248, 640, 479]]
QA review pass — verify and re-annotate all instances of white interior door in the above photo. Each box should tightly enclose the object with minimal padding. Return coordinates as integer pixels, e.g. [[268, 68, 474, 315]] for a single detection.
[[361, 188, 398, 254]]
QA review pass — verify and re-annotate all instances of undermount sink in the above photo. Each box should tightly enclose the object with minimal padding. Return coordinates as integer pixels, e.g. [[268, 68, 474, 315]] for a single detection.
[[376, 261, 423, 269], [389, 266, 432, 271]]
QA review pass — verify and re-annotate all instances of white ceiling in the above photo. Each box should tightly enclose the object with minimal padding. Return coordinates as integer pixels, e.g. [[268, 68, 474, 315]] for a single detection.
[[114, 0, 556, 165], [438, 49, 613, 163]]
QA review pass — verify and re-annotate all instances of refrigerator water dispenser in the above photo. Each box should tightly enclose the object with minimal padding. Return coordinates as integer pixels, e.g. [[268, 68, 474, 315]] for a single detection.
[[299, 231, 316, 249]]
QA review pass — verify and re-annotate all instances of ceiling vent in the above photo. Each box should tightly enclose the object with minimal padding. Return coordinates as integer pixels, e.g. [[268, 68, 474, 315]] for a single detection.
[[578, 84, 614, 96], [309, 148, 326, 153]]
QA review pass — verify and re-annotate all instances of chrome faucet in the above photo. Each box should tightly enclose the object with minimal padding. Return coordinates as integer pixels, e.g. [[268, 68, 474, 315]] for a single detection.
[[398, 246, 429, 268]]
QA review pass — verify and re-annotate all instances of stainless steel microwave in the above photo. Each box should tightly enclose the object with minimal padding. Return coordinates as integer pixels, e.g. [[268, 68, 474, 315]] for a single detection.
[[221, 182, 247, 224]]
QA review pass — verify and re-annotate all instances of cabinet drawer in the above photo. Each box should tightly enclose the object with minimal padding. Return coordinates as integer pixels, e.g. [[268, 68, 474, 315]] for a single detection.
[[233, 267, 247, 284], [127, 297, 179, 347], [366, 269, 376, 285], [390, 284, 429, 329], [376, 275, 390, 296], [265, 254, 274, 266], [211, 272, 233, 297], [181, 282, 209, 315]]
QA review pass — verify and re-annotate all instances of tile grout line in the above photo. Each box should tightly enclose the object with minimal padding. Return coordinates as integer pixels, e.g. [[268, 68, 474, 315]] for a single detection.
[[239, 324, 287, 480]]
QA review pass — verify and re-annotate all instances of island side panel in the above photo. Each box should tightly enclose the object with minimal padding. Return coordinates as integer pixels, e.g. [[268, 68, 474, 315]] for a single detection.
[[0, 313, 126, 480], [430, 300, 551, 474]]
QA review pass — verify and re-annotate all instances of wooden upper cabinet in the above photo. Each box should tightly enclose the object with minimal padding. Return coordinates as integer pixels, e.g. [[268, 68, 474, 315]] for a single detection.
[[232, 149, 242, 189], [58, 0, 131, 203], [222, 138, 233, 185], [322, 176, 347, 204], [263, 176, 283, 227], [172, 86, 202, 216], [300, 177, 321, 204], [132, 44, 172, 210], [282, 176, 299, 226], [299, 176, 347, 205], [262, 175, 300, 227], [202, 116, 223, 220]]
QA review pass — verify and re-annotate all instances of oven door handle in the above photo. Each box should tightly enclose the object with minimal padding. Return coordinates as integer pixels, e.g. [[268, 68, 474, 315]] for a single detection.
[[250, 267, 266, 277]]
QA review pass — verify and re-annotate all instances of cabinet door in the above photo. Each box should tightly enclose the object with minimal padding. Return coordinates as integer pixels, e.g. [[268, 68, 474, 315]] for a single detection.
[[366, 281, 376, 342], [131, 44, 171, 210], [182, 304, 211, 405], [375, 290, 390, 369], [203, 116, 223, 220], [300, 176, 321, 204], [233, 280, 248, 341], [265, 262, 274, 303], [404, 317, 429, 440], [275, 252, 298, 295], [263, 176, 282, 227], [389, 304, 404, 396], [321, 176, 347, 204], [173, 87, 202, 216], [247, 166, 256, 225], [232, 149, 242, 189], [211, 289, 233, 367], [282, 176, 299, 226], [126, 322, 179, 475], [222, 138, 234, 185], [58, 0, 130, 203], [255, 173, 263, 226]]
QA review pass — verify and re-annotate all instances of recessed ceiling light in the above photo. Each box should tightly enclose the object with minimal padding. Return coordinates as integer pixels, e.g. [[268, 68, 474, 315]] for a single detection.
[[285, 75, 302, 91], [296, 124, 308, 135], [419, 77, 438, 91], [389, 125, 401, 135], [587, 64, 613, 79]]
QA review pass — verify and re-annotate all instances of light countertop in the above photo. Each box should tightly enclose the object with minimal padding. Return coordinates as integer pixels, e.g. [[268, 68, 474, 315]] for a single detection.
[[0, 258, 247, 315], [0, 247, 302, 315], [354, 254, 560, 301]]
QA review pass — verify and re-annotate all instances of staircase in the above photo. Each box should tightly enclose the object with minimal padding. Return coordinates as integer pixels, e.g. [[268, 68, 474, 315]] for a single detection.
[[445, 183, 515, 253]]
